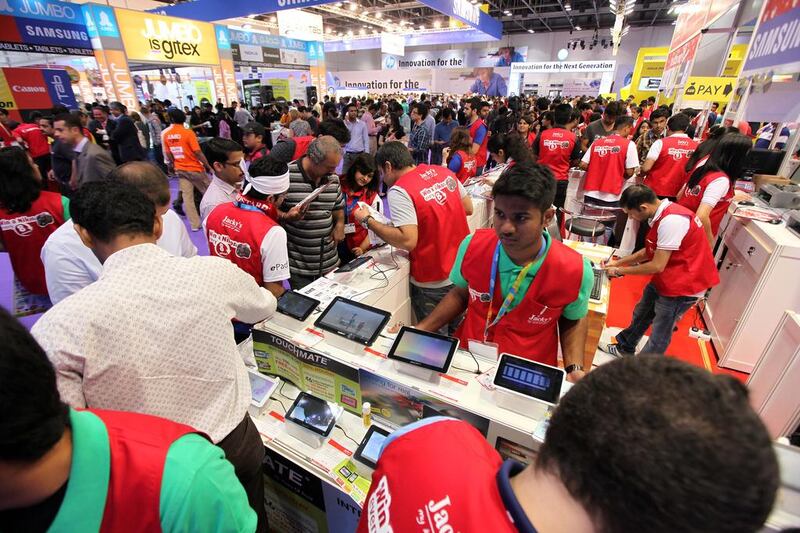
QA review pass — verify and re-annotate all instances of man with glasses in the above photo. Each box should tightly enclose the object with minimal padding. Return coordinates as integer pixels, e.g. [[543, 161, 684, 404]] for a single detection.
[[200, 137, 245, 222]]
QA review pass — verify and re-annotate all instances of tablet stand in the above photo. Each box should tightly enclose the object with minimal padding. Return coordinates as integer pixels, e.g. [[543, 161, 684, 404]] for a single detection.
[[269, 312, 309, 331], [495, 389, 551, 420], [393, 360, 441, 383], [285, 403, 344, 449], [324, 334, 365, 355]]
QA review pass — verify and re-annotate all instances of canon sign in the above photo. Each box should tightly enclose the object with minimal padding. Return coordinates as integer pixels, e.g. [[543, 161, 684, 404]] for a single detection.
[[12, 85, 45, 93]]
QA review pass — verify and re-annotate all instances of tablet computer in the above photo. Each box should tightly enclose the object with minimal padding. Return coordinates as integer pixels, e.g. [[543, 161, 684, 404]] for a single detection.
[[313, 297, 391, 347], [492, 353, 564, 405], [285, 392, 337, 437], [247, 370, 279, 408], [277, 291, 320, 321], [386, 326, 459, 373], [354, 425, 390, 469]]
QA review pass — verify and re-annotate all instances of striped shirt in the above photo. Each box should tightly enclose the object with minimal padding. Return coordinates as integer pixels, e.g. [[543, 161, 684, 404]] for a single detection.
[[281, 156, 345, 277]]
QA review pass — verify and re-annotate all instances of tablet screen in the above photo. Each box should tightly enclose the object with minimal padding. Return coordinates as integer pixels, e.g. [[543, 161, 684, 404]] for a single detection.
[[493, 355, 563, 404], [248, 371, 277, 405], [314, 297, 391, 346], [286, 393, 336, 436], [277, 291, 319, 321], [387, 327, 458, 373], [355, 426, 390, 468]]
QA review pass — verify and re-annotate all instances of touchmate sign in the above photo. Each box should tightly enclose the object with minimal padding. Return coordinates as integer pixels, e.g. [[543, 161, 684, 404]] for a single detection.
[[115, 8, 220, 65]]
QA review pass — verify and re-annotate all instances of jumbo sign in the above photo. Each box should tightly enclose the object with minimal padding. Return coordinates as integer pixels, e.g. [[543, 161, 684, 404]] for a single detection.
[[115, 8, 220, 65]]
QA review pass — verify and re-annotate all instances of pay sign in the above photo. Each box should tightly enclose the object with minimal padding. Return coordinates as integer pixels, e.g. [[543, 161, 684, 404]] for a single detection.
[[682, 76, 736, 102]]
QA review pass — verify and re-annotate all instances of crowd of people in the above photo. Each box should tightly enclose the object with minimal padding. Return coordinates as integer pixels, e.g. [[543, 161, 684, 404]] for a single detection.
[[0, 90, 786, 532]]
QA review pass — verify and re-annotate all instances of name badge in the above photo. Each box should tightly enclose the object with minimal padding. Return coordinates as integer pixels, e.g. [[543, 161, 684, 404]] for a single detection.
[[344, 223, 356, 234]]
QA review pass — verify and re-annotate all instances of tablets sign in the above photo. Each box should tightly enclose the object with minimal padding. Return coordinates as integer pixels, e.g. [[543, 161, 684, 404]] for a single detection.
[[0, 0, 93, 56]]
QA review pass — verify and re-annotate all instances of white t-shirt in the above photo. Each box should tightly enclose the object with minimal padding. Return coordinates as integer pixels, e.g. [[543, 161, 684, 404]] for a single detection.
[[582, 139, 639, 203], [700, 177, 730, 207], [645, 133, 689, 161]]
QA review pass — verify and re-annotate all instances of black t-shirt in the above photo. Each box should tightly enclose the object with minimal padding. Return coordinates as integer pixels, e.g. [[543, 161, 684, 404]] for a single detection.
[[583, 119, 614, 146]]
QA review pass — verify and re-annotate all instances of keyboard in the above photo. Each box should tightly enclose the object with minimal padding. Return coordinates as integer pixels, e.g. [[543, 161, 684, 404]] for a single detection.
[[590, 268, 605, 302]]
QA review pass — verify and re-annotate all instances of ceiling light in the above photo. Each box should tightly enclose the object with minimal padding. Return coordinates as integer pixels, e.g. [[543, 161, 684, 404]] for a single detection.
[[359, 28, 366, 35], [471, 0, 479, 4], [269, 15, 276, 22], [349, 2, 358, 10], [326, 27, 333, 33], [527, 28, 535, 33], [564, 3, 572, 10], [575, 25, 582, 30], [247, 13, 256, 18], [503, 10, 512, 15], [375, 12, 382, 18], [336, 1, 342, 6], [242, 23, 252, 29], [434, 20, 442, 28], [419, 24, 425, 30], [347, 29, 354, 36]]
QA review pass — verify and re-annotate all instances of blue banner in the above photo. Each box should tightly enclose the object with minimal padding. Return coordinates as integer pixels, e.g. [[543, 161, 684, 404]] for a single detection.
[[42, 69, 78, 109], [214, 24, 231, 50], [4, 0, 85, 24], [742, 2, 800, 75], [14, 17, 91, 49], [417, 0, 502, 39], [154, 0, 339, 21], [82, 4, 119, 39]]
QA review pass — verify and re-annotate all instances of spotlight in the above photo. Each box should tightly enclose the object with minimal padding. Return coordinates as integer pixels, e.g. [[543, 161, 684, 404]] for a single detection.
[[375, 12, 382, 18], [269, 15, 276, 22], [434, 20, 442, 28], [564, 3, 572, 10], [503, 10, 512, 15], [349, 2, 358, 11], [527, 28, 535, 33]]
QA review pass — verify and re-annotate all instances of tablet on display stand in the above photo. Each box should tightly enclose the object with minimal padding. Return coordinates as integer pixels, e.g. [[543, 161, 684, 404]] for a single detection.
[[492, 353, 565, 419], [284, 391, 344, 449], [271, 291, 320, 330], [386, 326, 459, 384], [313, 297, 391, 353], [247, 370, 280, 413], [353, 425, 391, 472]]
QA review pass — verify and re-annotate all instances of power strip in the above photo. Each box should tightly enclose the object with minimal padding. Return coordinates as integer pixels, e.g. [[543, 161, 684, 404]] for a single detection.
[[689, 327, 712, 341]]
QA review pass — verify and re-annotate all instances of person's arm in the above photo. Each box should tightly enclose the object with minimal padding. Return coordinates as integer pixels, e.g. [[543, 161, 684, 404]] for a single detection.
[[559, 316, 588, 383], [608, 249, 672, 277], [221, 261, 278, 323], [640, 139, 662, 175], [579, 146, 591, 170], [260, 227, 289, 297], [189, 133, 211, 171], [696, 203, 715, 246], [497, 76, 507, 98], [471, 124, 486, 156], [416, 286, 469, 332], [624, 140, 639, 178], [606, 247, 648, 268], [356, 211, 418, 251], [447, 152, 462, 173], [331, 184, 345, 243], [362, 122, 369, 152], [531, 132, 543, 159], [30, 320, 88, 407], [95, 150, 117, 180]]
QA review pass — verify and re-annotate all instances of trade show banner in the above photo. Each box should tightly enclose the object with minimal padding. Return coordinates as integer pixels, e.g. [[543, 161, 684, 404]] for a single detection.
[[277, 9, 323, 42], [114, 9, 220, 66], [263, 448, 329, 533], [0, 67, 78, 121], [228, 28, 312, 70], [381, 45, 528, 70], [741, 0, 800, 76], [242, 78, 261, 107], [252, 330, 361, 414], [155, 0, 338, 21], [380, 33, 405, 56], [417, 0, 503, 39], [0, 0, 92, 56], [329, 69, 432, 93]]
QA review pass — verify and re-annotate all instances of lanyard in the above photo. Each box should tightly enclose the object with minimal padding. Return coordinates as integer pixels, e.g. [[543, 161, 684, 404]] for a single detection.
[[484, 238, 547, 340], [344, 195, 360, 218]]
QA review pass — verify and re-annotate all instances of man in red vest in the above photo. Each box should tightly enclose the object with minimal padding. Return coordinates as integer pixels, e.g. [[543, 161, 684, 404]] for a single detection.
[[205, 156, 291, 298], [243, 122, 270, 167], [466, 97, 490, 176], [356, 356, 778, 533], [602, 185, 719, 357], [533, 103, 581, 219], [352, 141, 473, 332], [416, 162, 592, 375], [640, 113, 697, 199], [0, 307, 257, 532]]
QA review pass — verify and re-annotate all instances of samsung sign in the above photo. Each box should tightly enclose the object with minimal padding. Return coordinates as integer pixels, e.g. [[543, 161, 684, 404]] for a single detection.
[[452, 0, 480, 25]]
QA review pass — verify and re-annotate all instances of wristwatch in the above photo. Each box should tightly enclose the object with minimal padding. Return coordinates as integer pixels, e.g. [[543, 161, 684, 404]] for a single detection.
[[359, 215, 373, 229], [565, 364, 583, 374]]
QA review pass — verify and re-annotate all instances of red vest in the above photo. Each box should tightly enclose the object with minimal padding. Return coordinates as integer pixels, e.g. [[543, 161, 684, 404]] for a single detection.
[[677, 170, 732, 237], [456, 230, 583, 366], [293, 136, 314, 161], [584, 134, 630, 196], [468, 119, 489, 167], [205, 201, 281, 285], [247, 145, 268, 163], [356, 419, 518, 533], [644, 135, 698, 198], [0, 191, 65, 295], [90, 408, 199, 533], [454, 150, 477, 183], [342, 184, 379, 251], [525, 132, 535, 148], [537, 128, 577, 181], [14, 123, 51, 158], [645, 202, 720, 297], [395, 164, 469, 283]]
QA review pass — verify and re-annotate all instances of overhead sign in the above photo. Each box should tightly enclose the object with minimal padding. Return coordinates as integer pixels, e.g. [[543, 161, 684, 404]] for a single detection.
[[742, 0, 800, 76], [638, 77, 662, 91], [0, 0, 92, 56], [0, 68, 78, 121], [277, 10, 323, 42], [115, 9, 220, 65], [416, 0, 503, 39], [228, 28, 311, 69], [153, 0, 339, 21], [510, 61, 616, 74], [380, 33, 405, 57], [664, 34, 700, 72], [682, 76, 735, 102], [382, 46, 529, 70]]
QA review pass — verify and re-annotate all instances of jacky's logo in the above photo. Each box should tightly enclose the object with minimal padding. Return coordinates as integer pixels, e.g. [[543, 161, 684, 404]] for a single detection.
[[141, 18, 203, 60]]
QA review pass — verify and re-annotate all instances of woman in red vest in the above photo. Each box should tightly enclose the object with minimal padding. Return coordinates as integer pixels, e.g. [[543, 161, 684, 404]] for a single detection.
[[487, 133, 532, 168], [0, 147, 69, 309], [416, 161, 592, 378], [677, 133, 751, 244], [445, 127, 478, 183], [515, 114, 536, 147], [340, 153, 382, 261]]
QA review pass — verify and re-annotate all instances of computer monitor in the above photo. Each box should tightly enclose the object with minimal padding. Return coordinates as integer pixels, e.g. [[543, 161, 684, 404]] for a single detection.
[[744, 149, 786, 177]]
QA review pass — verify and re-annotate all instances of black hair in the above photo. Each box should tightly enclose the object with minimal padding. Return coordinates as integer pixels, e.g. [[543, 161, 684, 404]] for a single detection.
[[109, 161, 171, 207], [650, 108, 670, 122], [344, 153, 379, 194], [71, 180, 156, 242], [554, 104, 572, 126], [684, 126, 738, 173], [619, 184, 658, 209], [633, 119, 651, 141], [589, 112, 602, 122], [0, 147, 42, 214], [536, 97, 551, 112], [411, 102, 429, 120], [537, 356, 778, 533], [203, 137, 244, 167], [541, 111, 554, 125], [614, 116, 634, 130], [168, 108, 186, 124], [322, 101, 338, 118], [487, 133, 532, 164], [666, 113, 691, 133], [376, 141, 414, 170], [492, 161, 555, 213], [55, 112, 81, 130], [318, 119, 351, 145], [439, 108, 454, 121], [0, 307, 69, 462], [687, 132, 752, 189], [603, 101, 625, 119]]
